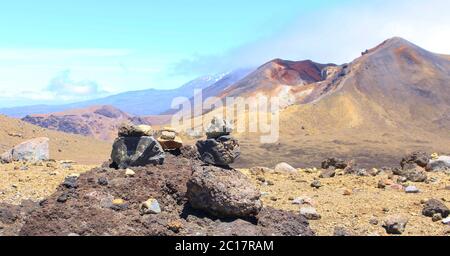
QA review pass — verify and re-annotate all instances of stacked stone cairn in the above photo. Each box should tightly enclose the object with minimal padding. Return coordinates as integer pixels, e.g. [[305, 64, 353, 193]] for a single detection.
[[110, 124, 165, 169], [157, 127, 183, 151], [196, 117, 240, 167]]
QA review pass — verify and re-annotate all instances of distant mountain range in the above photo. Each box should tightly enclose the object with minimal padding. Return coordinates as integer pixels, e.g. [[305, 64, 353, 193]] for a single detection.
[[0, 69, 253, 117]]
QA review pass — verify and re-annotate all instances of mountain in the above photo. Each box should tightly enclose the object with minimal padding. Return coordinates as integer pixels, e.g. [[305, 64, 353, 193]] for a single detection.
[[0, 115, 110, 164], [21, 105, 139, 141], [0, 70, 253, 117], [175, 37, 450, 168], [235, 37, 450, 168]]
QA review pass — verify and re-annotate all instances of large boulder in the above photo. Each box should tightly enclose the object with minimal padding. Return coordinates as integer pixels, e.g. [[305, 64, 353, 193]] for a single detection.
[[1, 137, 49, 163], [187, 165, 262, 218], [111, 136, 165, 169], [196, 136, 240, 167], [426, 156, 450, 172]]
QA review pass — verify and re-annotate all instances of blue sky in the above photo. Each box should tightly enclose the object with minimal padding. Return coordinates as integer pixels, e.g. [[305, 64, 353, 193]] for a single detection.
[[0, 0, 449, 107]]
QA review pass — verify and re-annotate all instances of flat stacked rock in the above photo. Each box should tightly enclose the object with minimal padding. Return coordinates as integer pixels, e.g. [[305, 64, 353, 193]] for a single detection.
[[111, 124, 165, 169], [157, 127, 183, 151], [196, 117, 240, 167]]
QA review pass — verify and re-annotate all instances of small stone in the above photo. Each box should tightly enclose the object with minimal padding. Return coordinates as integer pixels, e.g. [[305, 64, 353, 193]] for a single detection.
[[432, 213, 443, 222], [383, 215, 409, 235], [113, 198, 125, 205], [63, 176, 78, 189], [167, 220, 183, 233], [140, 198, 161, 215], [67, 173, 80, 178], [111, 198, 128, 211], [300, 206, 321, 220], [275, 162, 297, 174], [125, 169, 136, 177], [333, 226, 353, 236], [97, 177, 109, 186], [320, 168, 336, 178], [57, 193, 69, 203], [67, 233, 80, 236], [19, 166, 28, 171], [389, 184, 404, 191], [343, 189, 352, 196], [311, 180, 322, 189], [369, 218, 379, 225], [442, 217, 450, 224], [405, 186, 420, 194]]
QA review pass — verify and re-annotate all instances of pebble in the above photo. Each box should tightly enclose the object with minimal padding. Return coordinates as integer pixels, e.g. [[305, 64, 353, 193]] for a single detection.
[[97, 177, 109, 186], [405, 186, 420, 194], [442, 217, 450, 224], [300, 206, 321, 220], [343, 189, 352, 196], [432, 213, 443, 222], [292, 196, 314, 206], [369, 218, 379, 225], [125, 169, 136, 177], [311, 180, 322, 189], [140, 198, 161, 214], [57, 193, 69, 203]]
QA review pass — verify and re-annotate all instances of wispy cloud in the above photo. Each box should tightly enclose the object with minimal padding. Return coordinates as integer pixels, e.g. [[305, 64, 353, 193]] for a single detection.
[[46, 70, 108, 99], [173, 0, 450, 75]]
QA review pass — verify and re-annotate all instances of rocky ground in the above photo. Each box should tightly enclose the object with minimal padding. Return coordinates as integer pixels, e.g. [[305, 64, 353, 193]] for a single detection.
[[241, 168, 450, 236], [1, 153, 449, 236], [0, 161, 95, 205]]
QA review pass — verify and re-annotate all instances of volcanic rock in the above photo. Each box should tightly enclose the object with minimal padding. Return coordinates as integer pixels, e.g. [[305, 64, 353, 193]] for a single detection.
[[196, 136, 240, 167], [300, 206, 321, 220], [401, 152, 430, 169], [111, 136, 165, 169], [383, 215, 409, 235], [422, 199, 449, 218], [186, 165, 262, 218], [321, 158, 347, 170], [393, 166, 427, 182]]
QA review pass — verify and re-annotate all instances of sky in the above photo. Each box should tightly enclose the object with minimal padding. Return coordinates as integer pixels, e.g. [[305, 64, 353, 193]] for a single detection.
[[0, 0, 449, 107]]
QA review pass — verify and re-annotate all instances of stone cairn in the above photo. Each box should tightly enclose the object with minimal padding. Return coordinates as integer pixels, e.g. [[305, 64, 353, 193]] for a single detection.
[[157, 126, 183, 151], [196, 117, 240, 167], [110, 124, 165, 169]]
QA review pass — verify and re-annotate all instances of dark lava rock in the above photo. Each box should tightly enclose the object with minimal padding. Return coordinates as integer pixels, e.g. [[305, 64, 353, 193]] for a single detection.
[[393, 166, 427, 182], [321, 158, 347, 170], [63, 176, 78, 189], [333, 226, 353, 236], [187, 165, 262, 218], [111, 136, 165, 169], [196, 136, 240, 167], [422, 199, 450, 218], [319, 168, 336, 178], [18, 154, 314, 236], [57, 193, 69, 203], [401, 152, 430, 169], [97, 177, 109, 186]]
